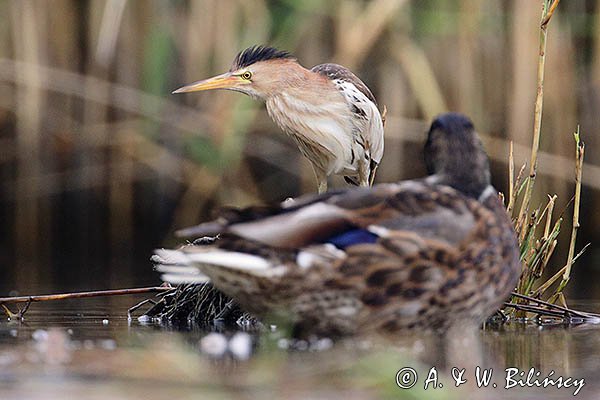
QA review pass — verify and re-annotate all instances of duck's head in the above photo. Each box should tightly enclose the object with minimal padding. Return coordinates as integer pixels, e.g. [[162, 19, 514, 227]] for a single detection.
[[424, 113, 491, 199]]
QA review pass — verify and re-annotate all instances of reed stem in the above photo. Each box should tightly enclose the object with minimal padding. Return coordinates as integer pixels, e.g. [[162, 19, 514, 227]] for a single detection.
[[517, 0, 560, 239], [556, 128, 584, 293]]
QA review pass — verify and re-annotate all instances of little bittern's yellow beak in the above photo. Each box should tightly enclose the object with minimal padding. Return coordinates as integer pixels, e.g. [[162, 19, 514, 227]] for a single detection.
[[172, 72, 241, 94]]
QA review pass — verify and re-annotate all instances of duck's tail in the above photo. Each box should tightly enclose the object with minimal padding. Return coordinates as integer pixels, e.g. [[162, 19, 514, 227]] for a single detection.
[[152, 244, 289, 286], [152, 248, 211, 285]]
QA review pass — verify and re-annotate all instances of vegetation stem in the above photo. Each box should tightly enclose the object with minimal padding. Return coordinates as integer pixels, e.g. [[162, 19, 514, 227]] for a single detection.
[[517, 0, 559, 239], [556, 128, 584, 293]]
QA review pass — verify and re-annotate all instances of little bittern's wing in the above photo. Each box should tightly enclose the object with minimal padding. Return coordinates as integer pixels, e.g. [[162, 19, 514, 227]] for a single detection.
[[311, 64, 379, 106], [311, 63, 385, 166]]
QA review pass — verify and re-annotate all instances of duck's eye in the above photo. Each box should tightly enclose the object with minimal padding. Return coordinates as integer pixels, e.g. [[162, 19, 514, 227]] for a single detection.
[[241, 71, 252, 80]]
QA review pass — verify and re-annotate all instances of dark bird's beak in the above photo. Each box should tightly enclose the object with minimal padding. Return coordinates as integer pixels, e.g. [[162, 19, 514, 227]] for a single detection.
[[172, 72, 241, 94]]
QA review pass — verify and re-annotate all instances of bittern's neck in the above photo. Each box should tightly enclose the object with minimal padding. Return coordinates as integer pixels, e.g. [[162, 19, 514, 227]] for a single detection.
[[263, 62, 348, 136], [263, 67, 353, 176], [256, 61, 338, 102]]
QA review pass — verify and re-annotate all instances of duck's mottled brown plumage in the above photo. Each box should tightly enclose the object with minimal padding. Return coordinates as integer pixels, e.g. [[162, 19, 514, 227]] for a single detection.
[[155, 113, 521, 337]]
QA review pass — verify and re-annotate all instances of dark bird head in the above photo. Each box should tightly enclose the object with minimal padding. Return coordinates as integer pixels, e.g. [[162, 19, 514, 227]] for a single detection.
[[172, 45, 299, 100], [424, 113, 491, 199]]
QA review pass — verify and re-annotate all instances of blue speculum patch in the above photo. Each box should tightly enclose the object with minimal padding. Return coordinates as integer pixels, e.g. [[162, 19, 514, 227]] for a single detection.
[[326, 229, 379, 249]]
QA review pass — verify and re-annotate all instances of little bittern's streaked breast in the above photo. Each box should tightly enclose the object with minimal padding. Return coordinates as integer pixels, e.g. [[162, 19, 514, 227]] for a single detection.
[[173, 45, 385, 194]]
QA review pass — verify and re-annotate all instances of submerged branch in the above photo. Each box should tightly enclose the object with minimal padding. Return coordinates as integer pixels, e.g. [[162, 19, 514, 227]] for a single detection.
[[505, 291, 600, 323]]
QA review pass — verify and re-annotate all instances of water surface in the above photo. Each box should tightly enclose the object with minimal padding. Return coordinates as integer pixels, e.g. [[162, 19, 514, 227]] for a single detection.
[[1, 296, 599, 399]]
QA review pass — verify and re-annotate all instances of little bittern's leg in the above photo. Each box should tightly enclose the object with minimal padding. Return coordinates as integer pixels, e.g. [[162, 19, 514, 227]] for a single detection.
[[317, 180, 328, 194], [368, 163, 378, 186], [312, 166, 328, 194], [357, 158, 369, 187]]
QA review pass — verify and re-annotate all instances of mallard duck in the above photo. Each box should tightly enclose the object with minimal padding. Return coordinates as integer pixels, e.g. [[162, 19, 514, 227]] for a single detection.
[[155, 113, 520, 336]]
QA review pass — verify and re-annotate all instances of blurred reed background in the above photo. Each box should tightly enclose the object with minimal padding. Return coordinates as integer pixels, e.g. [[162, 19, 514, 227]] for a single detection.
[[1, 0, 600, 297]]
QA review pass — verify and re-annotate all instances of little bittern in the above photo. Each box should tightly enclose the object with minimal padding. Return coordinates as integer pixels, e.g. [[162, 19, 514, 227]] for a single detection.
[[173, 45, 385, 194]]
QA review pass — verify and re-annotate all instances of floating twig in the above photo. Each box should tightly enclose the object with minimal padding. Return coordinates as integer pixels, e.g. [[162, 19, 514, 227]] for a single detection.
[[0, 286, 172, 319]]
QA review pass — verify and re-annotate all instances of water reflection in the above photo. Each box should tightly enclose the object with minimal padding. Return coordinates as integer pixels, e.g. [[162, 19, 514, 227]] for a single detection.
[[1, 297, 599, 399]]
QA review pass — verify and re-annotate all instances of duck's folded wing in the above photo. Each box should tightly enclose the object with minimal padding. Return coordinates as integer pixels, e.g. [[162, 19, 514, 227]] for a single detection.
[[176, 181, 480, 251], [174, 189, 349, 238], [220, 183, 408, 248], [363, 192, 477, 247], [174, 205, 282, 238]]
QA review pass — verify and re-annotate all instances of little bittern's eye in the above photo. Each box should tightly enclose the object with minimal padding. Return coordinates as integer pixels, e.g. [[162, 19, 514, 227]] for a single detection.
[[241, 71, 252, 80]]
